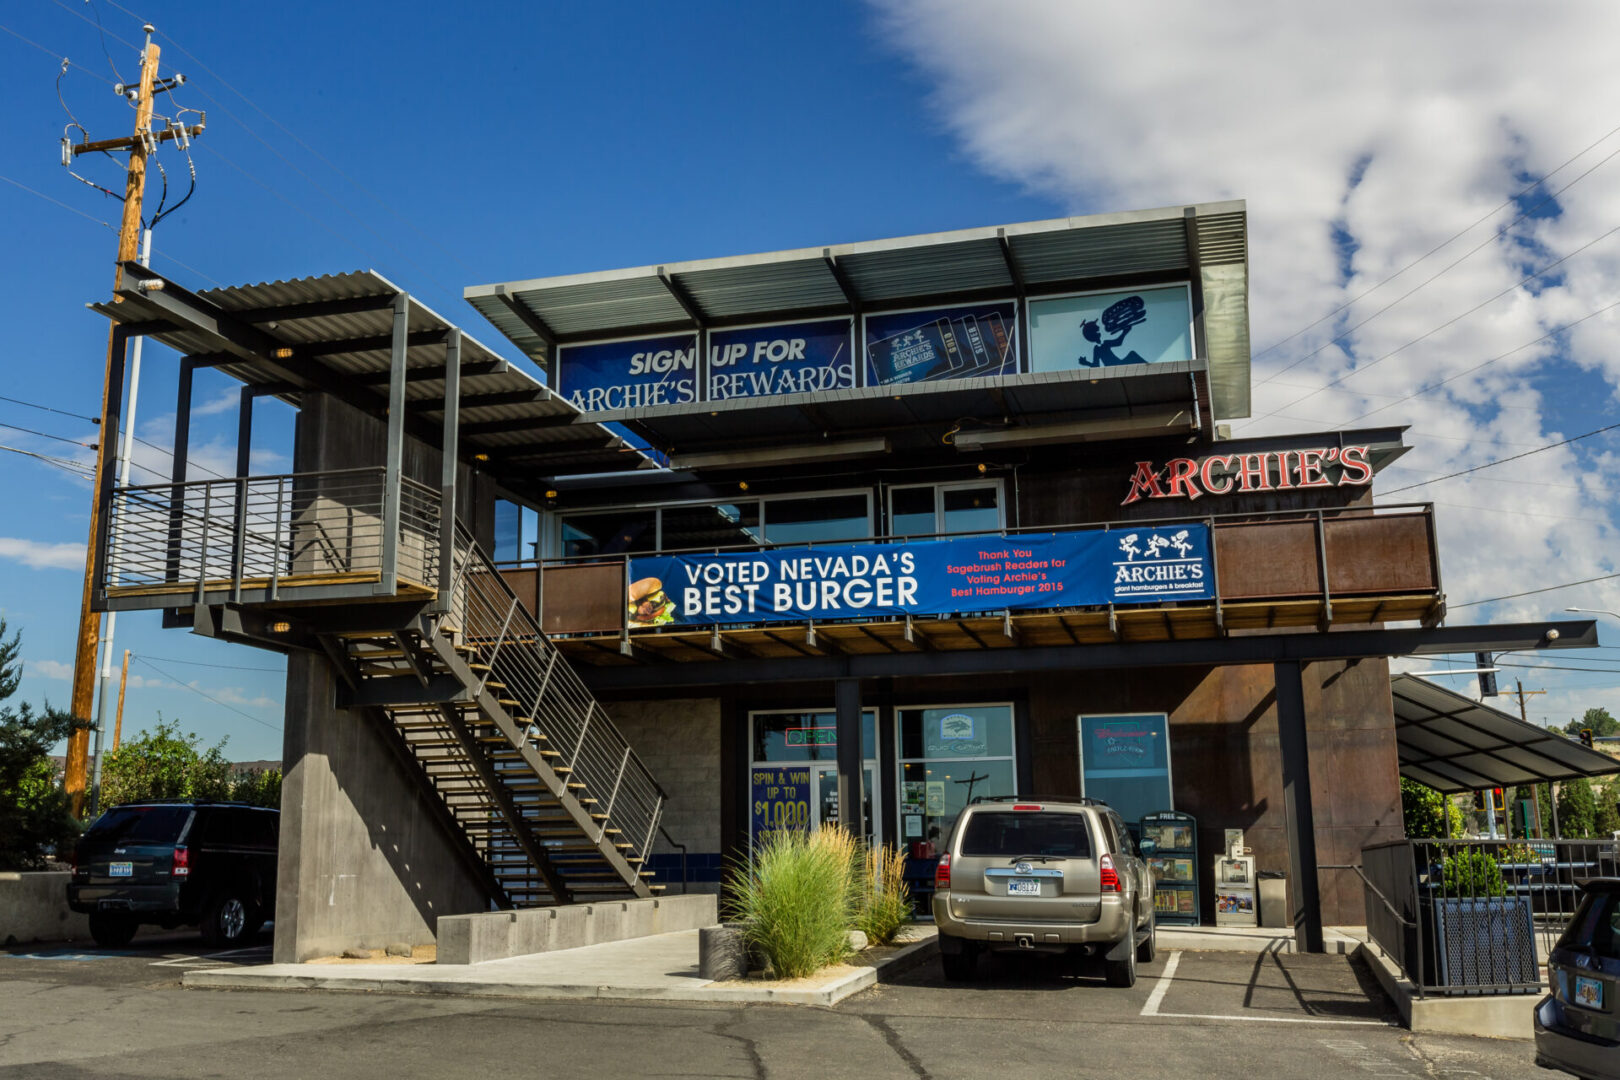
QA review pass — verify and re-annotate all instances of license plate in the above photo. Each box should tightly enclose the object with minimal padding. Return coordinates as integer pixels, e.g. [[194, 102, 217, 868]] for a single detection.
[[1575, 975, 1605, 1010], [109, 862, 132, 878], [1007, 879, 1041, 896]]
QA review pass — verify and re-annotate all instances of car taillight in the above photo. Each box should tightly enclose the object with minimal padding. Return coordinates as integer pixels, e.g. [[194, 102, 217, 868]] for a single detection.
[[935, 852, 952, 889], [172, 846, 189, 877], [1099, 852, 1120, 893], [1012, 804, 1044, 811]]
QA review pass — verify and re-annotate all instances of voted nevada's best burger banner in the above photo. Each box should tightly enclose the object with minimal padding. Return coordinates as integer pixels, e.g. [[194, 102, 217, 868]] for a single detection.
[[625, 524, 1212, 629]]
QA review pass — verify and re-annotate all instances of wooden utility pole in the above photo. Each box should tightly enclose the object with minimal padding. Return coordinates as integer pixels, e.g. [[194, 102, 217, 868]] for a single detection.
[[113, 649, 130, 751], [64, 26, 203, 815]]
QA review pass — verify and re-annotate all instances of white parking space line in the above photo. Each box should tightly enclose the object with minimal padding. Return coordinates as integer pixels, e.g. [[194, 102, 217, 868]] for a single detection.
[[1140, 951, 1393, 1027], [1141, 950, 1181, 1016], [150, 946, 270, 968]]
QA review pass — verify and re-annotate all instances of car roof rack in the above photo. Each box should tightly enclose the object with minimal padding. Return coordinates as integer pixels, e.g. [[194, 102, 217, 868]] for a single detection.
[[969, 794, 1109, 807]]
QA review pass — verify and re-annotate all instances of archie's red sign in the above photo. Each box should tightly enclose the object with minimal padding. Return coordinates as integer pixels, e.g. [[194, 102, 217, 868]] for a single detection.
[[1122, 445, 1373, 505]]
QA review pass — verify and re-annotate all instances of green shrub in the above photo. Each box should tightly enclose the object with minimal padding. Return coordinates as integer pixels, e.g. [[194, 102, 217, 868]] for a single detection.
[[725, 826, 858, 978], [1441, 848, 1506, 898], [854, 844, 912, 946], [100, 717, 232, 807], [1558, 778, 1597, 838], [0, 618, 84, 869], [230, 767, 281, 809], [1401, 778, 1462, 839]]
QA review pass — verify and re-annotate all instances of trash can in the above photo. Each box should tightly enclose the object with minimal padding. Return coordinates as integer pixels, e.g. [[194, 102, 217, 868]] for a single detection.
[[1257, 871, 1287, 928]]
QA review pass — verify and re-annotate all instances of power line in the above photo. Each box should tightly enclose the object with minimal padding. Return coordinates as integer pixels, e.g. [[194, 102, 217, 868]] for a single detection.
[[1337, 297, 1620, 428], [1379, 420, 1620, 496], [1452, 572, 1620, 609], [1252, 120, 1620, 366], [0, 19, 116, 84], [1498, 661, 1620, 674], [0, 391, 230, 480], [132, 656, 281, 732], [0, 172, 115, 232], [0, 443, 94, 477], [136, 654, 282, 673], [1244, 220, 1620, 427]]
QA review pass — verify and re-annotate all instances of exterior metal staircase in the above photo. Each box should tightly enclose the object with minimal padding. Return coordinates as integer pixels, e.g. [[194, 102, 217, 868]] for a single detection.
[[313, 523, 667, 906]]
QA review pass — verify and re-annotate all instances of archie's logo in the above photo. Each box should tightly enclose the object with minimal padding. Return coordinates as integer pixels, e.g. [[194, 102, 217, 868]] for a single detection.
[[1122, 446, 1374, 506]]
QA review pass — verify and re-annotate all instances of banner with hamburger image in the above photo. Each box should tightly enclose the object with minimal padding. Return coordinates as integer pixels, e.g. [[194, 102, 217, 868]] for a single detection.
[[625, 524, 1211, 630]]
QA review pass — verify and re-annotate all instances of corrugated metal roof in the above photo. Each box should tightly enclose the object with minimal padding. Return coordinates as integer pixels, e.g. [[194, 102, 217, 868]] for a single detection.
[[1391, 674, 1620, 792], [466, 200, 1253, 420], [95, 267, 651, 484]]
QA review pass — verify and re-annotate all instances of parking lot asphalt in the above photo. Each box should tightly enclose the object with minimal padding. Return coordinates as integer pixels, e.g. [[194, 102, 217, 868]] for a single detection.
[[0, 936, 1544, 1079]]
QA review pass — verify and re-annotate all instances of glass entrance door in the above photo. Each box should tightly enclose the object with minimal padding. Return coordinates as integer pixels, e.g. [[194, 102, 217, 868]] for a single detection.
[[811, 763, 876, 847]]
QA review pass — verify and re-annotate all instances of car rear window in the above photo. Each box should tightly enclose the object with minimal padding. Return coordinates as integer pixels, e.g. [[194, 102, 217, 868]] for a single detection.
[[1559, 889, 1620, 960], [960, 811, 1092, 859], [84, 805, 191, 845]]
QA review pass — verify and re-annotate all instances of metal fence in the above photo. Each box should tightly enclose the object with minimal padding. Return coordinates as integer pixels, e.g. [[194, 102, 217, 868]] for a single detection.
[[103, 467, 440, 603], [1360, 837, 1617, 997], [447, 521, 666, 870]]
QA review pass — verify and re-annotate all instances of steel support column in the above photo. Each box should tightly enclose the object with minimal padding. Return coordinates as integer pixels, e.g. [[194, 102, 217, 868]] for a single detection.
[[164, 356, 196, 583], [378, 293, 408, 594], [436, 328, 460, 614], [835, 677, 864, 838], [230, 387, 253, 602], [1275, 659, 1324, 953]]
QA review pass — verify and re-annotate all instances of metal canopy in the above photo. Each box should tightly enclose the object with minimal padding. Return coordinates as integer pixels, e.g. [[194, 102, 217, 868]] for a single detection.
[[466, 201, 1253, 420], [90, 265, 651, 479], [612, 362, 1202, 457], [1391, 673, 1620, 793]]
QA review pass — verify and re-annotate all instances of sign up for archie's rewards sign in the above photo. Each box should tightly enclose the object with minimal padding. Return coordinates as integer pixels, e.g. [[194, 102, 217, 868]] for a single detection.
[[625, 525, 1211, 629]]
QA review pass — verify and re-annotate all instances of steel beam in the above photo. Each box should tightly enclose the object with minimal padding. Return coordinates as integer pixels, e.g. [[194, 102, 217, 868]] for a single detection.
[[578, 621, 1599, 692], [1275, 659, 1324, 954], [836, 678, 864, 838], [378, 293, 409, 595], [437, 329, 460, 615]]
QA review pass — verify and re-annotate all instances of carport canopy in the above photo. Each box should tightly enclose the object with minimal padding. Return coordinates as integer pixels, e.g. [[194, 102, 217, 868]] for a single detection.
[[1391, 673, 1620, 793]]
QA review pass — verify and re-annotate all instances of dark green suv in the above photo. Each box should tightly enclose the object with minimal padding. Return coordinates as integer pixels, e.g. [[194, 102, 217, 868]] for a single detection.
[[67, 802, 279, 948]]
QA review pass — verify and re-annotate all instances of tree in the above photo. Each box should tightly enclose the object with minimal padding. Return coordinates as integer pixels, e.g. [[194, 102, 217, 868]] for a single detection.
[[0, 618, 84, 869], [1401, 777, 1462, 838], [99, 717, 233, 807], [1557, 778, 1598, 838], [1564, 708, 1618, 739], [1595, 777, 1620, 838]]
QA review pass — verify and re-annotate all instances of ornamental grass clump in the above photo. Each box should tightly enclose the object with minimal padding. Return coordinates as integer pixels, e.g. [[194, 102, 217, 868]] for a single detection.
[[725, 826, 859, 978], [855, 843, 913, 946]]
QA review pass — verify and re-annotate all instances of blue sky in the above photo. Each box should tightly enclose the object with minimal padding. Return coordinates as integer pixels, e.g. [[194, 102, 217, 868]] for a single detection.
[[0, 1, 1060, 761], [3, 1, 1618, 764]]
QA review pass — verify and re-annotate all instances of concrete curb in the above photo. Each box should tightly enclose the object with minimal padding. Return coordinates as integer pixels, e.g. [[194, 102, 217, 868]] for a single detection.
[[1156, 928, 1361, 954], [1353, 940, 1537, 1039], [183, 930, 938, 1007]]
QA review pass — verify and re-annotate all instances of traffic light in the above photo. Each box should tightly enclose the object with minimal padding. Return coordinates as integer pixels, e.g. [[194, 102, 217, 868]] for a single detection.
[[1475, 652, 1498, 697], [1473, 790, 1487, 811], [1581, 728, 1595, 749]]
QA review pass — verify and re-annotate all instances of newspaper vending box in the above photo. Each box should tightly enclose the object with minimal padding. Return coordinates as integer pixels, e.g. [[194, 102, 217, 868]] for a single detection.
[[1213, 854, 1257, 927]]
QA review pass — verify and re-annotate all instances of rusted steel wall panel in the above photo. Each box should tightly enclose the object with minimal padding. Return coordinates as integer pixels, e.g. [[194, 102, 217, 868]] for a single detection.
[[499, 567, 541, 618], [540, 562, 625, 635], [1215, 521, 1321, 599], [1324, 515, 1436, 595]]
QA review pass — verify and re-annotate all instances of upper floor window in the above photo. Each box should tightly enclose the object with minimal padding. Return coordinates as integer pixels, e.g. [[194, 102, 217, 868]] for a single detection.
[[887, 481, 1003, 539]]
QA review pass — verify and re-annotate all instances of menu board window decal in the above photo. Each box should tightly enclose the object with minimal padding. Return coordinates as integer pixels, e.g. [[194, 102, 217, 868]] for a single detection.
[[864, 301, 1018, 387]]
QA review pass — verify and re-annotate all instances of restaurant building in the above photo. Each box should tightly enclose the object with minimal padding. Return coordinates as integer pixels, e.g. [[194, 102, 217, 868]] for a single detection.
[[88, 200, 1598, 961]]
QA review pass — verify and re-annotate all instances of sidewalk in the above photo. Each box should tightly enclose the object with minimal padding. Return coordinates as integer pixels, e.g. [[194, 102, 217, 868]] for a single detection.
[[1158, 924, 1366, 954], [184, 925, 939, 1007]]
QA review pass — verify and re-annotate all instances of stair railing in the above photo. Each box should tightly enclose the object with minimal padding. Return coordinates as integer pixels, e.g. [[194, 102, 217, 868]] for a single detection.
[[445, 522, 667, 869]]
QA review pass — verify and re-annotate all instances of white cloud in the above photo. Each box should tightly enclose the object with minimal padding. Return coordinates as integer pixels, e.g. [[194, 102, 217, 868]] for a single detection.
[[0, 537, 86, 570], [26, 659, 72, 680], [873, 0, 1620, 703]]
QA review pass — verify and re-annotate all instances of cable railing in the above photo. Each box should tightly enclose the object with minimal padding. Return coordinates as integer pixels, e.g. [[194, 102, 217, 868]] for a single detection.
[[102, 467, 440, 603], [447, 521, 666, 869], [1358, 837, 1616, 997]]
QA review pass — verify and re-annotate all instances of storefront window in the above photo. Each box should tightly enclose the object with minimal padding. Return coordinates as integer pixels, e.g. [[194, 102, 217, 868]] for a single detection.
[[1078, 713, 1172, 833], [494, 499, 540, 563], [887, 482, 1003, 539], [762, 493, 870, 545], [660, 502, 762, 551], [561, 510, 657, 558], [941, 485, 1000, 536], [889, 487, 935, 538], [752, 710, 875, 762], [897, 704, 1015, 849]]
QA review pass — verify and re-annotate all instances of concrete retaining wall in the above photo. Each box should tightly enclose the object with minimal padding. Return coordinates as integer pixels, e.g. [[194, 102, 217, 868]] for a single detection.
[[1355, 940, 1535, 1039], [437, 894, 718, 965], [0, 872, 88, 945]]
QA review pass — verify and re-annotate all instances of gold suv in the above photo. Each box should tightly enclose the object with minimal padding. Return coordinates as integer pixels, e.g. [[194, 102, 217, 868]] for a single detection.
[[932, 796, 1157, 986]]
